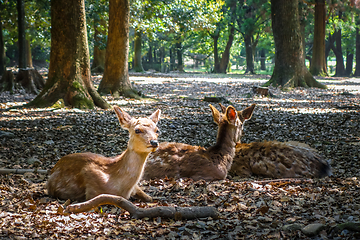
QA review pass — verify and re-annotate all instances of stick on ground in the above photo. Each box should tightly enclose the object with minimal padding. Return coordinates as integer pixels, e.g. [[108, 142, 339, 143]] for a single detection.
[[66, 194, 219, 220]]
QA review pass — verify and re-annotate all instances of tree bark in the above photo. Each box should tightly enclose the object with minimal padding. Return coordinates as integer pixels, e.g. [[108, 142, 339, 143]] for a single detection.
[[17, 0, 26, 68], [218, 25, 235, 73], [244, 34, 255, 74], [309, 0, 328, 76], [91, 16, 107, 73], [26, 39, 33, 68], [355, 27, 360, 76], [176, 41, 184, 72], [265, 0, 326, 89], [98, 0, 138, 98], [0, 19, 5, 76], [330, 28, 347, 77], [16, 68, 44, 94], [65, 194, 219, 220], [260, 49, 266, 70], [346, 52, 353, 76], [27, 0, 109, 109], [133, 27, 144, 72], [212, 28, 220, 73]]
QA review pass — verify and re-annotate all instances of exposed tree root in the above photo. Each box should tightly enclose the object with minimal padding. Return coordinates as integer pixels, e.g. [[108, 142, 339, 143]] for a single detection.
[[66, 194, 219, 220]]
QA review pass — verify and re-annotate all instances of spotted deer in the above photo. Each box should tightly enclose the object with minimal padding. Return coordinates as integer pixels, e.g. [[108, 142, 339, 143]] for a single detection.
[[230, 140, 332, 178], [47, 106, 161, 202], [143, 104, 256, 181], [218, 103, 332, 178]]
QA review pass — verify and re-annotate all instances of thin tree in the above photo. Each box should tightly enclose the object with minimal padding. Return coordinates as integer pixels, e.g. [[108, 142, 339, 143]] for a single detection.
[[17, 0, 26, 68], [264, 0, 326, 88], [98, 0, 138, 98], [309, 0, 328, 76], [27, 0, 109, 109]]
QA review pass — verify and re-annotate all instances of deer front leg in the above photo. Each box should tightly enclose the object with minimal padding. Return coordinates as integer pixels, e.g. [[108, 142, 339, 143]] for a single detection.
[[131, 185, 152, 202]]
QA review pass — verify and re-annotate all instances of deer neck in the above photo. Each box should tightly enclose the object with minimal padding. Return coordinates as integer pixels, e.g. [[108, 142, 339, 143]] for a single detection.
[[111, 148, 150, 181], [208, 122, 237, 166]]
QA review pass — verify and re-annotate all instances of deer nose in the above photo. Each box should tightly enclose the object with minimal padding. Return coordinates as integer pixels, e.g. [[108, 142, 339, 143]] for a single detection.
[[150, 140, 159, 147]]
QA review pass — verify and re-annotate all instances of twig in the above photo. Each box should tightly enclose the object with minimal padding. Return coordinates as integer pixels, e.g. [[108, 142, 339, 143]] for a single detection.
[[66, 194, 219, 220]]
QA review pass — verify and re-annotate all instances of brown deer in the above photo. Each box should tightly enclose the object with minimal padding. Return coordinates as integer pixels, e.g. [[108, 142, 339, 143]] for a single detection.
[[218, 102, 332, 179], [47, 106, 161, 202], [230, 140, 331, 178], [143, 104, 256, 181]]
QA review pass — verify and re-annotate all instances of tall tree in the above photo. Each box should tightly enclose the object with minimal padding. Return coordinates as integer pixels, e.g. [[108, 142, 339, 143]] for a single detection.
[[355, 24, 360, 76], [264, 0, 325, 88], [309, 0, 328, 76], [98, 0, 138, 97], [17, 0, 26, 68], [91, 11, 107, 73], [27, 0, 109, 109], [133, 27, 144, 72], [212, 0, 236, 73], [0, 19, 5, 76]]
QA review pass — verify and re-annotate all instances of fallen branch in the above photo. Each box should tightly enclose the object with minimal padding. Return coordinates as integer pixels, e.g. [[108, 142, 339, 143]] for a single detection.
[[0, 168, 49, 175], [66, 194, 219, 220]]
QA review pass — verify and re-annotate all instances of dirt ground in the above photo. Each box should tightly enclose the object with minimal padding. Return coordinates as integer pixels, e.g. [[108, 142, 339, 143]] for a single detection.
[[0, 72, 359, 239]]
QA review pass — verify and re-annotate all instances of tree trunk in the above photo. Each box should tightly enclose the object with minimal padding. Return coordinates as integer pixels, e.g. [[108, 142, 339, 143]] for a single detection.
[[346, 52, 353, 76], [309, 0, 328, 76], [244, 34, 255, 74], [133, 27, 144, 72], [265, 0, 325, 89], [260, 49, 266, 70], [330, 28, 346, 77], [170, 48, 175, 71], [91, 16, 107, 73], [0, 19, 5, 76], [218, 25, 235, 73], [355, 27, 360, 76], [16, 68, 44, 94], [176, 41, 184, 72], [17, 0, 26, 68], [0, 70, 15, 93], [98, 0, 138, 98], [27, 0, 109, 109], [212, 29, 220, 73], [26, 39, 33, 68]]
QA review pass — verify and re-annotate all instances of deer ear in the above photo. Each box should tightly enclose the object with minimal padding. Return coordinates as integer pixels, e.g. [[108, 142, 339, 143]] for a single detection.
[[149, 109, 161, 125], [238, 104, 256, 123], [218, 103, 226, 114], [226, 106, 238, 124], [209, 104, 221, 125], [114, 106, 132, 130]]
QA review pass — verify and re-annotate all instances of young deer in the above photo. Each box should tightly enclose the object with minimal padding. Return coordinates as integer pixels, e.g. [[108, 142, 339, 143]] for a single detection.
[[143, 104, 256, 181], [230, 141, 331, 178], [47, 106, 161, 202]]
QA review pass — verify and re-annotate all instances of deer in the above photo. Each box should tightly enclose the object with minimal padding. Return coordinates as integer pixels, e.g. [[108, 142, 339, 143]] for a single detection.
[[47, 106, 161, 202], [230, 140, 332, 179], [143, 104, 256, 181], [216, 103, 332, 179]]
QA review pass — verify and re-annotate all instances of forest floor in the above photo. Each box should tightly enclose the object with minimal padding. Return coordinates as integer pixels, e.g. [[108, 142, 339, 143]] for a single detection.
[[0, 71, 360, 239]]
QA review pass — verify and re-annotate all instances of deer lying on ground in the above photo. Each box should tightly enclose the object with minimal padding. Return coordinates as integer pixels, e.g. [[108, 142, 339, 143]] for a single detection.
[[47, 106, 161, 202], [143, 104, 256, 181], [213, 103, 332, 179], [230, 140, 332, 178]]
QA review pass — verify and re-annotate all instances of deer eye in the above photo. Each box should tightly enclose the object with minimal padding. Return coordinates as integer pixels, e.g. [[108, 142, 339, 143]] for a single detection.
[[135, 129, 142, 134], [156, 129, 160, 134]]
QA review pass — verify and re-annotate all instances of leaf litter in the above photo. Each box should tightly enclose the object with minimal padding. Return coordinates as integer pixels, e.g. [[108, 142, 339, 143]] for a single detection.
[[0, 73, 359, 239]]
